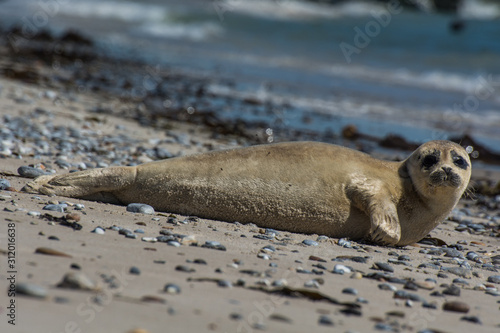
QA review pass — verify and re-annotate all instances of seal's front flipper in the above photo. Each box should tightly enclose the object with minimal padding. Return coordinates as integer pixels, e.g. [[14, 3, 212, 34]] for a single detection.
[[368, 202, 401, 245], [22, 166, 136, 200]]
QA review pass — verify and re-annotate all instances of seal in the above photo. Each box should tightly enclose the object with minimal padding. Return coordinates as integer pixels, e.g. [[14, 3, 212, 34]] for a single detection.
[[22, 140, 471, 246]]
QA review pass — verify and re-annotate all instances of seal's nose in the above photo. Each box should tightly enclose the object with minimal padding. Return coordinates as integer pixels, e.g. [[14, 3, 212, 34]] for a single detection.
[[442, 166, 452, 175]]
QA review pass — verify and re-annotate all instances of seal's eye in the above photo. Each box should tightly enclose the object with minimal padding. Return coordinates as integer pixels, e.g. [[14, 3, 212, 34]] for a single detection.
[[422, 155, 438, 169], [453, 156, 468, 170]]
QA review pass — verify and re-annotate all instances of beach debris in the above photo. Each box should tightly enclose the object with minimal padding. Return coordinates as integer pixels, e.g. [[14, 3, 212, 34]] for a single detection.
[[35, 247, 72, 258]]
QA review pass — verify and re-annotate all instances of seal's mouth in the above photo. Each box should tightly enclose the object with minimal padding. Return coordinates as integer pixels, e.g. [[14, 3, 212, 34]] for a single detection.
[[429, 170, 461, 188]]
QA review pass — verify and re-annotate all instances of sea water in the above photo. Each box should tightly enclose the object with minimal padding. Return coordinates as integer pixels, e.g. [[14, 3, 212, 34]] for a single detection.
[[1, 0, 499, 148]]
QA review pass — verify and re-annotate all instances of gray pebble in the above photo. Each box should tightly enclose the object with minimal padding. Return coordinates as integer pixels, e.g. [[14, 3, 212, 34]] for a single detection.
[[129, 266, 141, 275], [373, 262, 394, 273], [92, 227, 105, 235], [27, 211, 41, 217], [18, 165, 49, 178], [164, 283, 181, 294], [0, 179, 11, 190], [316, 235, 329, 241], [378, 283, 397, 291], [201, 241, 227, 251], [126, 203, 155, 215], [442, 267, 472, 279], [167, 240, 181, 247], [487, 275, 500, 284], [217, 280, 232, 288], [318, 315, 334, 326], [175, 265, 195, 273], [342, 287, 358, 295], [134, 229, 145, 234], [125, 233, 137, 239], [43, 204, 67, 213], [338, 238, 352, 248], [303, 239, 319, 246], [442, 284, 461, 296], [332, 264, 351, 274], [16, 282, 48, 298]]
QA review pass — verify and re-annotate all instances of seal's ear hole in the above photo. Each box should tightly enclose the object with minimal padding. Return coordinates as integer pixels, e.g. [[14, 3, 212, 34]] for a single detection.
[[398, 163, 410, 178]]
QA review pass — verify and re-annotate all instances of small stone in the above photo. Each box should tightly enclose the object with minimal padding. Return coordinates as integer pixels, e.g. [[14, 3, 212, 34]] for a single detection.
[[443, 267, 472, 279], [442, 284, 461, 296], [230, 313, 243, 321], [217, 280, 232, 288], [48, 235, 60, 241], [141, 237, 157, 243], [485, 290, 500, 296], [333, 264, 351, 274], [461, 316, 482, 324], [16, 282, 48, 299], [342, 287, 358, 295], [43, 204, 68, 212], [167, 241, 181, 247], [379, 283, 397, 291], [18, 165, 49, 178], [125, 233, 137, 239], [257, 253, 270, 260], [57, 272, 97, 291], [175, 265, 195, 273], [126, 203, 155, 215], [414, 280, 436, 290], [27, 211, 41, 217], [442, 301, 470, 313], [302, 239, 318, 246], [304, 280, 320, 288], [338, 238, 352, 248], [201, 241, 226, 251], [65, 213, 80, 222], [272, 279, 288, 287], [351, 272, 363, 279], [129, 266, 141, 275], [487, 275, 500, 284], [0, 179, 11, 190], [75, 204, 85, 210], [134, 229, 145, 234], [373, 262, 394, 273], [164, 283, 181, 294], [92, 227, 105, 235]]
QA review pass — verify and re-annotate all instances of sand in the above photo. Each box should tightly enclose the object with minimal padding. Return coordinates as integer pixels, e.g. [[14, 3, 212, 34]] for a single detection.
[[0, 66, 500, 333]]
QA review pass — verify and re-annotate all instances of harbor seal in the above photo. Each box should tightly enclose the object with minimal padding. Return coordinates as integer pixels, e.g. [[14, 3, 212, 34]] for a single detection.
[[22, 140, 471, 246]]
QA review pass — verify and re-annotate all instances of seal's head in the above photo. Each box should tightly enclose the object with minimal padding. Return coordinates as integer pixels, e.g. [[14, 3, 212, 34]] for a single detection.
[[403, 140, 471, 201]]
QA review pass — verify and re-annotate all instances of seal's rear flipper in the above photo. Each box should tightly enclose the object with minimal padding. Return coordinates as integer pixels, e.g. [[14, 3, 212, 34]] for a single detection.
[[22, 166, 136, 200]]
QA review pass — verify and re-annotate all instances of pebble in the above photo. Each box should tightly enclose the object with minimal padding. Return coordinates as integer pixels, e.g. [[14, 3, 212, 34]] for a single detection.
[[201, 241, 226, 251], [442, 301, 470, 313], [27, 211, 41, 217], [487, 275, 500, 284], [373, 262, 394, 273], [167, 240, 181, 247], [126, 203, 155, 215], [129, 266, 141, 275], [461, 316, 482, 324], [56, 272, 97, 291], [75, 203, 85, 210], [0, 179, 11, 190], [442, 284, 461, 296], [304, 280, 320, 288], [175, 265, 195, 273], [318, 315, 334, 326], [125, 233, 137, 239], [332, 264, 351, 274], [43, 204, 68, 212], [302, 239, 318, 246], [379, 283, 397, 292], [338, 238, 352, 248], [17, 165, 49, 178], [164, 283, 181, 294], [16, 282, 48, 298], [442, 267, 472, 279], [134, 228, 145, 234], [351, 272, 363, 279], [414, 280, 436, 290], [217, 280, 232, 288], [342, 287, 358, 295], [272, 279, 287, 287], [92, 227, 105, 235]]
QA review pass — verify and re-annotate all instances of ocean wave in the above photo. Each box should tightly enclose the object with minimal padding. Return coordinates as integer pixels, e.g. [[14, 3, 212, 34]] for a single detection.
[[137, 21, 224, 41], [459, 0, 500, 20], [58, 0, 166, 22], [221, 0, 386, 21]]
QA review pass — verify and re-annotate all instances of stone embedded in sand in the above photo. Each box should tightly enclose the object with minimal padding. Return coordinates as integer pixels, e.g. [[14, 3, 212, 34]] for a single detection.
[[373, 262, 394, 273], [443, 301, 470, 313], [43, 204, 68, 213], [16, 282, 48, 299], [487, 275, 500, 284], [18, 165, 49, 178], [126, 203, 155, 215], [442, 284, 461, 296], [164, 283, 181, 294], [0, 179, 11, 190], [443, 267, 472, 279], [56, 272, 97, 291]]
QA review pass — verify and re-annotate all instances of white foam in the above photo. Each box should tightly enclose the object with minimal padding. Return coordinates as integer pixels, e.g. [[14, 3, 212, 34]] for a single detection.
[[459, 0, 500, 20], [220, 0, 386, 21], [58, 0, 166, 22], [137, 21, 224, 41]]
